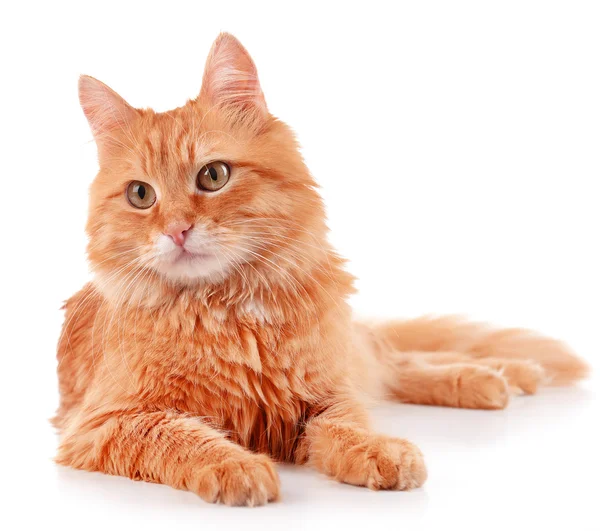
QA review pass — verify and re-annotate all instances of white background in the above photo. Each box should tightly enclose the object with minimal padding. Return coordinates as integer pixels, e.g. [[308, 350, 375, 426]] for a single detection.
[[1, 1, 599, 530]]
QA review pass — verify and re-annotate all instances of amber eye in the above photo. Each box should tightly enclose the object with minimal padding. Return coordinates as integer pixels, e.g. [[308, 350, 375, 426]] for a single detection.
[[126, 181, 156, 209], [196, 161, 230, 192]]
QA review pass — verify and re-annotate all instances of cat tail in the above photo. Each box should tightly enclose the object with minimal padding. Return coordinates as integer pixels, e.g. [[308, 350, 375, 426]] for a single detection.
[[368, 316, 589, 386]]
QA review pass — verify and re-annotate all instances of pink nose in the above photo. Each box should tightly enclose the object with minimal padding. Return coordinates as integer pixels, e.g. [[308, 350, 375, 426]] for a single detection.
[[165, 222, 191, 247]]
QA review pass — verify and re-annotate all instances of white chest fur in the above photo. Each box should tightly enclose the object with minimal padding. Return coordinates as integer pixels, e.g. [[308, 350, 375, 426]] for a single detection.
[[238, 299, 271, 324]]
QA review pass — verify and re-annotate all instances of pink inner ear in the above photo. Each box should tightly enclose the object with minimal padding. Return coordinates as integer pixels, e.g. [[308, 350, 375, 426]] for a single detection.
[[78, 75, 137, 139], [200, 33, 267, 114]]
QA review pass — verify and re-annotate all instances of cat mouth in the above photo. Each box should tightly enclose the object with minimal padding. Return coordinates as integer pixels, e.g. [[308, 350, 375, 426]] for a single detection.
[[172, 249, 214, 263], [154, 247, 225, 281]]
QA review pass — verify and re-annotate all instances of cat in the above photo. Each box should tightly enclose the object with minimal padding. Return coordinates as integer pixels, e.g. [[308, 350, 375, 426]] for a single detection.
[[54, 33, 589, 506]]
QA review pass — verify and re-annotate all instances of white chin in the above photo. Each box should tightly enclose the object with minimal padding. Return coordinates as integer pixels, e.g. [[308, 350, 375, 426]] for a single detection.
[[154, 254, 229, 283]]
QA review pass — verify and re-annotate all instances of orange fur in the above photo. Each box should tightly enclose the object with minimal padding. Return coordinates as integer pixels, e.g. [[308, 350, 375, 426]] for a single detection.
[[55, 33, 589, 506]]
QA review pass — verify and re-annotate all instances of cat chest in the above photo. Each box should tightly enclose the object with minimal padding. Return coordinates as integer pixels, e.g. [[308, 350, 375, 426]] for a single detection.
[[139, 319, 318, 457]]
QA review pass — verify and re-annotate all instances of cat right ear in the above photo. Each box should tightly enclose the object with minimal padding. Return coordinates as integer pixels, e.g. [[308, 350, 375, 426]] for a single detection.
[[78, 75, 138, 142]]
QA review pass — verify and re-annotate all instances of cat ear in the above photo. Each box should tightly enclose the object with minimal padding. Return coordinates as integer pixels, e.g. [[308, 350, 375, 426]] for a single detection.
[[199, 33, 267, 115], [78, 75, 138, 141]]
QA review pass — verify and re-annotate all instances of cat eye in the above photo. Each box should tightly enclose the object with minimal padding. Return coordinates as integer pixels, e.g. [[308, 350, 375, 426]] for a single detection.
[[126, 181, 157, 209], [196, 161, 230, 192]]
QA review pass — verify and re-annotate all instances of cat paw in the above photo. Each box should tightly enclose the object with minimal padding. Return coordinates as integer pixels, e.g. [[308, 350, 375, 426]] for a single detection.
[[494, 360, 547, 395], [338, 435, 427, 491], [191, 453, 280, 506], [456, 366, 509, 409], [365, 437, 427, 490]]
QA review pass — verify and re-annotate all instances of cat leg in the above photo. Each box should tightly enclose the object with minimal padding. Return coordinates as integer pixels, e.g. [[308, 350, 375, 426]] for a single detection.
[[383, 354, 511, 409], [56, 409, 279, 506], [371, 316, 589, 385], [417, 352, 548, 395], [297, 396, 427, 491]]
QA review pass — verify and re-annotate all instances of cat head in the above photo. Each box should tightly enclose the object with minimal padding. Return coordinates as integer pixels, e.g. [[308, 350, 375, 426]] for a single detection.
[[80, 33, 328, 298]]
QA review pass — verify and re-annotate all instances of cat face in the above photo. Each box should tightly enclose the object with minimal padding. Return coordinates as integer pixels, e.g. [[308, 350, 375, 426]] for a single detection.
[[81, 34, 326, 289]]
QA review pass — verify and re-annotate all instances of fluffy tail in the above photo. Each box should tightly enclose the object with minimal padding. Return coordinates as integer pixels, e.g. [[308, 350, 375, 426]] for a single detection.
[[371, 316, 589, 386]]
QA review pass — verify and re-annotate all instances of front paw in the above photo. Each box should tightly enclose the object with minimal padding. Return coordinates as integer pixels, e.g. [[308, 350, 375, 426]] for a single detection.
[[348, 435, 427, 490], [190, 453, 280, 506], [321, 430, 427, 491]]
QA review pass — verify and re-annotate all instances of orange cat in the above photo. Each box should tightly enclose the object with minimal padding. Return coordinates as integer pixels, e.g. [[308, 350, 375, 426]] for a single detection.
[[55, 33, 589, 506]]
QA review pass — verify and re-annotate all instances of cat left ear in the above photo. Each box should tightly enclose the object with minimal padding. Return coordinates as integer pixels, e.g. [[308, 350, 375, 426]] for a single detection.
[[199, 33, 267, 116], [78, 75, 139, 141]]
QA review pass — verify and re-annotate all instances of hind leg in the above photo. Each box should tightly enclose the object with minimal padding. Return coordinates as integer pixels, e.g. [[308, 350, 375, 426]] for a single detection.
[[418, 352, 548, 395], [388, 363, 509, 409], [374, 317, 589, 386], [385, 358, 511, 410], [384, 349, 550, 409]]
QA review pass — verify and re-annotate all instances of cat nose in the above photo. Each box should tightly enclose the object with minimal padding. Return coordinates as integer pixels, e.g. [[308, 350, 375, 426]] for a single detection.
[[165, 222, 192, 246]]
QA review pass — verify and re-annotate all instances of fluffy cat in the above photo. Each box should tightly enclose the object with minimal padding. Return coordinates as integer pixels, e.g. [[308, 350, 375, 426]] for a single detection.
[[55, 33, 589, 506]]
